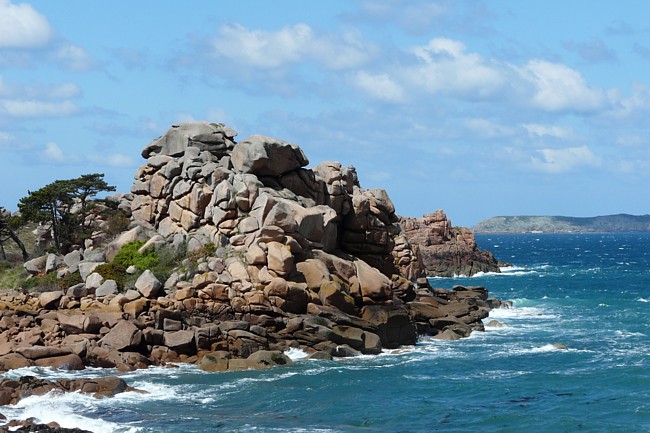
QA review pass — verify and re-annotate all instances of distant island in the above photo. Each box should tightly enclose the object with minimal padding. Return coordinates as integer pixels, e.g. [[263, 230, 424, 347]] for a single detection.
[[473, 214, 650, 233]]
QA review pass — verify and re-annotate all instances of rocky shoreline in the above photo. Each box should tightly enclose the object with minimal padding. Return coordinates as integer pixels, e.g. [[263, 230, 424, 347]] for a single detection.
[[0, 122, 510, 429]]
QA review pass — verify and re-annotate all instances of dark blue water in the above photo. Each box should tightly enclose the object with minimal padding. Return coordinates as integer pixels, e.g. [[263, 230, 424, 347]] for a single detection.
[[2, 234, 649, 432]]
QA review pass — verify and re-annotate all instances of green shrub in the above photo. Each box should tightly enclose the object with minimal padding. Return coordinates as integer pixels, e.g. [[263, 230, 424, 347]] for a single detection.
[[113, 240, 159, 271], [187, 243, 217, 263], [20, 271, 58, 292], [147, 244, 187, 285], [94, 262, 127, 289], [57, 271, 83, 290]]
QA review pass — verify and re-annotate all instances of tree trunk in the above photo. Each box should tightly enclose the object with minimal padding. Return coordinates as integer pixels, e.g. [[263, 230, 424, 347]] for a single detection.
[[0, 240, 6, 261], [8, 229, 29, 261]]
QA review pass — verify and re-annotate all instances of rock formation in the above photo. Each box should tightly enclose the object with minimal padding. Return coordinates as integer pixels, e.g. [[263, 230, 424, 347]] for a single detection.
[[400, 210, 501, 277], [4, 122, 508, 376]]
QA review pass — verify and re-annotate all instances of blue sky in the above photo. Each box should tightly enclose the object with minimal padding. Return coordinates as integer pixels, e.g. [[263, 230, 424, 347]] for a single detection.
[[1, 1, 649, 226]]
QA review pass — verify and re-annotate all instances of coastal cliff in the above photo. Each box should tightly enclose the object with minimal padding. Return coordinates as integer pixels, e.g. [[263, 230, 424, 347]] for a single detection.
[[400, 211, 501, 277], [0, 122, 507, 378]]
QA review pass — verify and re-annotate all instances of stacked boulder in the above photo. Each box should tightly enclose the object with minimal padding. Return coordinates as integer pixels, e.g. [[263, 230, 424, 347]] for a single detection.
[[400, 210, 501, 277], [6, 122, 508, 373]]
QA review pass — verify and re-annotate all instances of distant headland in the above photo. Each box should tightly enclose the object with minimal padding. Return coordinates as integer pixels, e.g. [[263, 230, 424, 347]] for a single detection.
[[473, 214, 650, 234]]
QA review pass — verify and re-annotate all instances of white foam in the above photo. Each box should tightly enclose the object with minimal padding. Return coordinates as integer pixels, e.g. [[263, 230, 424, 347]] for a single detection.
[[488, 306, 557, 320], [1, 391, 141, 433], [638, 298, 649, 303], [284, 347, 310, 361], [530, 344, 566, 353]]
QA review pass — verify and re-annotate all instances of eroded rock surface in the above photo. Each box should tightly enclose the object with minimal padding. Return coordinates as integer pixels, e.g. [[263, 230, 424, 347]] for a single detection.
[[400, 210, 501, 277], [6, 122, 508, 376]]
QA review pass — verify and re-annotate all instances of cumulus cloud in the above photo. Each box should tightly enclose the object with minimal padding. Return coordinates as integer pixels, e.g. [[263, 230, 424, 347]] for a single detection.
[[351, 71, 404, 102], [517, 60, 606, 112], [346, 37, 611, 114], [405, 38, 507, 98], [1, 100, 78, 117], [0, 0, 52, 48], [210, 23, 374, 70], [530, 145, 602, 173]]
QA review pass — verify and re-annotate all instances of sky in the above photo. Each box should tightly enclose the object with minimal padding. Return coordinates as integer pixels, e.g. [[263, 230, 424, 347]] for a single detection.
[[1, 1, 650, 226]]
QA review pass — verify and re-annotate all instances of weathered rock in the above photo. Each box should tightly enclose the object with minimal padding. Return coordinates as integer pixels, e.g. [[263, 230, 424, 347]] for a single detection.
[[96, 279, 119, 297], [34, 353, 85, 370], [163, 330, 196, 354], [101, 320, 143, 352], [15, 346, 72, 360], [135, 270, 162, 298], [267, 242, 293, 276], [198, 351, 230, 372], [85, 272, 104, 290], [400, 211, 500, 277], [39, 291, 63, 309], [24, 255, 48, 276], [0, 353, 32, 370], [105, 226, 147, 262], [231, 135, 308, 176], [361, 305, 417, 349]]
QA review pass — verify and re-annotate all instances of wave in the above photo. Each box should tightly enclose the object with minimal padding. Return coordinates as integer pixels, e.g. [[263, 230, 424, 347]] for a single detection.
[[529, 344, 569, 353], [638, 298, 649, 303], [284, 347, 310, 361], [0, 391, 142, 433]]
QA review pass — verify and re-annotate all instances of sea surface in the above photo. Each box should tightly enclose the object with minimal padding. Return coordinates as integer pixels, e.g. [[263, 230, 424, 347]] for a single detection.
[[2, 233, 649, 432]]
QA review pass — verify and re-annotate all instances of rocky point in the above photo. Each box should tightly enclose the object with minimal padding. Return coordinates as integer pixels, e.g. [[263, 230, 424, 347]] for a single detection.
[[1, 122, 508, 381]]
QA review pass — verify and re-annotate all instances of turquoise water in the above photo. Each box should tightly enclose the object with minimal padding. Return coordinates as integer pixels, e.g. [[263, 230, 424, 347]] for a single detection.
[[2, 233, 649, 432]]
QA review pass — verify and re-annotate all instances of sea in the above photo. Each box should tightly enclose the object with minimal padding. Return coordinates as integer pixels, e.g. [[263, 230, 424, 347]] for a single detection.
[[1, 233, 649, 432]]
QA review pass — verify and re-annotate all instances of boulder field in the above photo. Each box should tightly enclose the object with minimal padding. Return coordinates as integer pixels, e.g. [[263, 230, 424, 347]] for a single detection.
[[5, 122, 510, 377]]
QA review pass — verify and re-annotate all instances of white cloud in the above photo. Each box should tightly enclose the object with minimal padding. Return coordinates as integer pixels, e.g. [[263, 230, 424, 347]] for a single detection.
[[352, 71, 404, 102], [523, 123, 574, 139], [43, 83, 81, 99], [51, 43, 94, 71], [518, 60, 606, 112], [0, 0, 52, 48], [39, 143, 136, 168], [530, 145, 602, 173], [0, 76, 81, 99], [44, 142, 65, 162], [348, 37, 613, 114], [605, 83, 650, 120], [405, 38, 507, 98], [211, 23, 373, 70], [1, 99, 78, 117]]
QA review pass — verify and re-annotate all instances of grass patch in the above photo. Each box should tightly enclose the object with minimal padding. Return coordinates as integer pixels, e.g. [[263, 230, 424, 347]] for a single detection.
[[0, 266, 29, 290]]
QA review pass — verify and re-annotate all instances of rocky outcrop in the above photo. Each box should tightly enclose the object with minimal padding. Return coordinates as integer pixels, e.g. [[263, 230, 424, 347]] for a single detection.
[[6, 122, 508, 374], [0, 375, 137, 406], [400, 210, 500, 277]]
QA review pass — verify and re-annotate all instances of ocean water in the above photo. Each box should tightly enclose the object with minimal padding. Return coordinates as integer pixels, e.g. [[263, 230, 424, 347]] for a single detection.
[[2, 233, 649, 432]]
